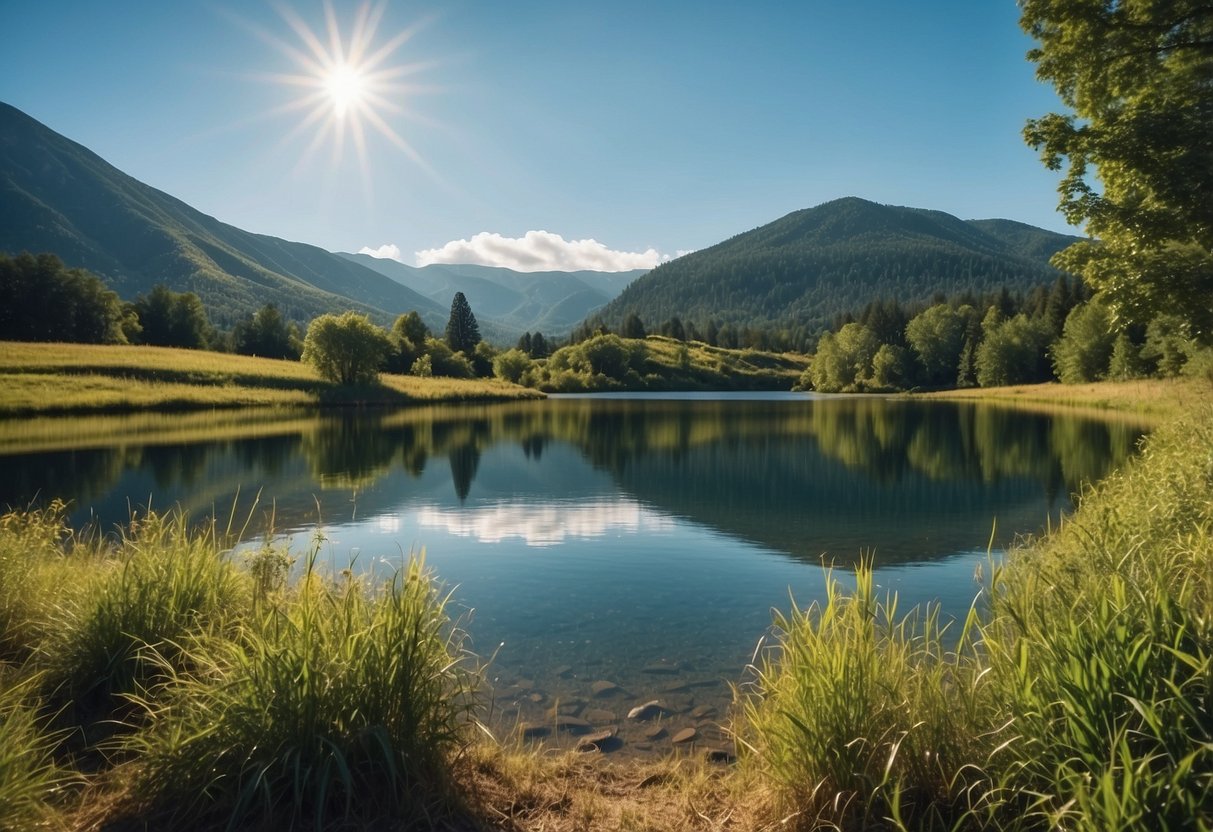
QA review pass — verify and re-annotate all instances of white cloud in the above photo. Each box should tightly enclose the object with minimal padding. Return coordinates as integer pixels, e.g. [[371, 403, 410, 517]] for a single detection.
[[413, 230, 672, 272], [358, 243, 404, 261], [413, 499, 674, 547]]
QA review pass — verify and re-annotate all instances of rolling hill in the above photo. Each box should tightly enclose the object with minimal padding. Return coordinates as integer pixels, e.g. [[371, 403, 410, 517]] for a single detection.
[[592, 197, 1083, 335], [340, 253, 644, 336]]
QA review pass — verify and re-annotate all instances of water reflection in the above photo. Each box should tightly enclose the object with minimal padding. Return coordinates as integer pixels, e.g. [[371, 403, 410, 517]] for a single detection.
[[0, 396, 1152, 756], [0, 397, 1146, 567], [414, 499, 674, 547]]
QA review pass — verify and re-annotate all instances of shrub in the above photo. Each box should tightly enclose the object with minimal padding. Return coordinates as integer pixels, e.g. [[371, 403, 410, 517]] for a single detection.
[[492, 348, 534, 384]]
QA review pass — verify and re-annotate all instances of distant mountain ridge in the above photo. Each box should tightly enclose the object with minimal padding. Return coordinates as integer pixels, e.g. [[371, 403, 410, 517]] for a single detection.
[[593, 197, 1083, 335], [341, 253, 644, 337], [0, 102, 642, 338]]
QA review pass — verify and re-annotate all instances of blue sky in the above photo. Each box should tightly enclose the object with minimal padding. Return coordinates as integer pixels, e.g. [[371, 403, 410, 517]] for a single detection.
[[1, 1, 1071, 271]]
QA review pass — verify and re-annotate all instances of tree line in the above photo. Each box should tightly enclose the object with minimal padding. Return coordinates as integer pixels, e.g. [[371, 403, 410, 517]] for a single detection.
[[0, 252, 566, 387], [800, 276, 1205, 393]]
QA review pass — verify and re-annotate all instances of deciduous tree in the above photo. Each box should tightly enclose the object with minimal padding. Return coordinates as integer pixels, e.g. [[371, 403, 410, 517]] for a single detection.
[[1051, 298, 1116, 383], [1021, 0, 1213, 337], [301, 311, 391, 386]]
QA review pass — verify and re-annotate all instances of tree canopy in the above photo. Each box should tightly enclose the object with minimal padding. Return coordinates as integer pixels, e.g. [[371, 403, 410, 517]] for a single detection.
[[132, 285, 214, 350], [0, 252, 130, 344], [1021, 0, 1213, 338], [232, 303, 299, 359], [301, 311, 392, 386]]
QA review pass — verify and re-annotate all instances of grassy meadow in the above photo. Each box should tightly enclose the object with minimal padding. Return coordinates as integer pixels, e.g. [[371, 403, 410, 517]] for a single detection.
[[0, 341, 542, 415], [0, 380, 1209, 829], [916, 375, 1213, 424]]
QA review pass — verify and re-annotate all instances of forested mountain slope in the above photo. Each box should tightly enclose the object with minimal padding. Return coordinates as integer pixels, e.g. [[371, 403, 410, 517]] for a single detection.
[[593, 197, 1082, 337], [0, 102, 444, 328]]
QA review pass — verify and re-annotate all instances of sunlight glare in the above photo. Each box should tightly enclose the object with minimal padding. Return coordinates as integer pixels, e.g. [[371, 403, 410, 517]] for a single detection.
[[325, 64, 366, 118], [235, 0, 438, 186]]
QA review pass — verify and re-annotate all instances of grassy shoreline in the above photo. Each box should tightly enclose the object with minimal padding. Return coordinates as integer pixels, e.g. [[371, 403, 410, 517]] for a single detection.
[[1, 380, 1210, 829], [912, 376, 1211, 423], [0, 341, 543, 415]]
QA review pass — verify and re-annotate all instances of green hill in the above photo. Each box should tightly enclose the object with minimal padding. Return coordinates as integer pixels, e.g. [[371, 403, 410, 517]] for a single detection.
[[594, 197, 1082, 336], [0, 102, 445, 329]]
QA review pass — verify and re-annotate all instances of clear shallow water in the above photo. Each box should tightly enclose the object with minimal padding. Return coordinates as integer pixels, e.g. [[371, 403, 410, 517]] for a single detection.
[[0, 394, 1147, 755]]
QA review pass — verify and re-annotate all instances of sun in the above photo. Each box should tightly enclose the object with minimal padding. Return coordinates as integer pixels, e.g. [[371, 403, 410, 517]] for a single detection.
[[235, 0, 434, 179], [324, 64, 366, 118]]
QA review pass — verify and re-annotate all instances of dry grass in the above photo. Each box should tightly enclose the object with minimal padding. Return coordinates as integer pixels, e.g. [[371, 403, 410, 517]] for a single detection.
[[914, 376, 1211, 423], [465, 745, 753, 832], [0, 341, 541, 415]]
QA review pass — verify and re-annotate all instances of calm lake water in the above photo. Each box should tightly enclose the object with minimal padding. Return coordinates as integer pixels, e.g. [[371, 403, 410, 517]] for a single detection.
[[0, 394, 1146, 754]]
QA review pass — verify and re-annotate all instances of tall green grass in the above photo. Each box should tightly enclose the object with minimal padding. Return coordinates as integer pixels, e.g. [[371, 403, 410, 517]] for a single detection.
[[39, 512, 246, 738], [738, 405, 1213, 830], [737, 570, 993, 829], [0, 673, 73, 831], [0, 501, 76, 665], [122, 551, 479, 829]]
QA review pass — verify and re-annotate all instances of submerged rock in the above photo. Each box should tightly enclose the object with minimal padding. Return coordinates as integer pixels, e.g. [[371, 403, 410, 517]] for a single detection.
[[671, 727, 697, 744], [591, 680, 623, 698], [643, 725, 667, 740], [705, 748, 737, 764], [583, 708, 615, 724], [627, 700, 665, 721], [549, 700, 585, 717], [575, 727, 618, 752]]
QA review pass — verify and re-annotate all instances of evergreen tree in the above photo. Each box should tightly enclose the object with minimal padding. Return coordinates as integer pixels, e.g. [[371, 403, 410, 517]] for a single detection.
[[530, 332, 550, 359], [621, 312, 647, 339], [517, 331, 533, 355], [444, 292, 481, 355], [705, 319, 720, 346]]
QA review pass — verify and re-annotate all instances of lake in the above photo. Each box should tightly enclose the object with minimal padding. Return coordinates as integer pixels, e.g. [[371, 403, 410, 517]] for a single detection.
[[0, 393, 1146, 755]]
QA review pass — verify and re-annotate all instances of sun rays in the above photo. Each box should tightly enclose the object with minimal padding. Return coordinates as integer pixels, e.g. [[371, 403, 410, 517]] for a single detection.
[[233, 0, 437, 188]]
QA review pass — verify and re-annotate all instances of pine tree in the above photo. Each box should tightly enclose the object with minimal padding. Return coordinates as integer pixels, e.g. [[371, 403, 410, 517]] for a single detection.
[[530, 332, 550, 358], [621, 313, 646, 339], [444, 292, 481, 355]]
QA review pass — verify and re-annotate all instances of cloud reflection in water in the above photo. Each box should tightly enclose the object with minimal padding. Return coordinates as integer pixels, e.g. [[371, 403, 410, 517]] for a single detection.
[[412, 499, 674, 547]]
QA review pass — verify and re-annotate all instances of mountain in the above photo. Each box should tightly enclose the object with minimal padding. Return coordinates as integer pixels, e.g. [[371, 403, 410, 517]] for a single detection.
[[340, 254, 644, 336], [593, 197, 1083, 335], [0, 102, 446, 329]]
